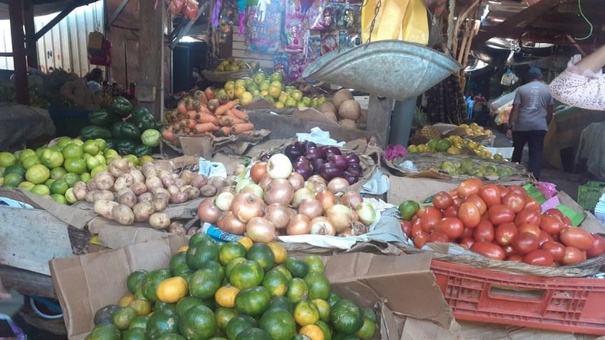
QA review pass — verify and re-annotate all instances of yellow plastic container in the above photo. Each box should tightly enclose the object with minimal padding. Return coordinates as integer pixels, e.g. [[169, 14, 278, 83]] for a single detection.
[[361, 0, 428, 45]]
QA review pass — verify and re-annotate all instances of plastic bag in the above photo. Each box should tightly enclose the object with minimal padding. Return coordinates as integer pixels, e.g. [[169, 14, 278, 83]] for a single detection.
[[284, 0, 305, 53], [361, 0, 428, 44], [182, 0, 199, 20], [170, 0, 186, 16], [306, 0, 330, 30], [246, 0, 284, 53]]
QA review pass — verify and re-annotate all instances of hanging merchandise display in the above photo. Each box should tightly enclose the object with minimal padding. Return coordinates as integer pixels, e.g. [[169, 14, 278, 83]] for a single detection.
[[246, 0, 285, 54], [87, 32, 112, 67]]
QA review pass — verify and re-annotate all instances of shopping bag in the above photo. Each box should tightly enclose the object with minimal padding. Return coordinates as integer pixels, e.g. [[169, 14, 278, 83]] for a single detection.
[[361, 0, 428, 45]]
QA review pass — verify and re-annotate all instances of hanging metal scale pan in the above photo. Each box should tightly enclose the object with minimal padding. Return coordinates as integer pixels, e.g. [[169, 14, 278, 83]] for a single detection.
[[302, 40, 461, 102]]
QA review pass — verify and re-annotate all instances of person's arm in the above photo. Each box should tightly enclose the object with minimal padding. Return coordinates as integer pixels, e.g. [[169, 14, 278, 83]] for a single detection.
[[508, 104, 519, 130], [574, 44, 605, 73]]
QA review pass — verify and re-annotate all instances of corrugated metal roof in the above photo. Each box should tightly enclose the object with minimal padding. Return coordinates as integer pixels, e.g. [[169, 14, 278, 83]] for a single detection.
[[0, 0, 98, 20]]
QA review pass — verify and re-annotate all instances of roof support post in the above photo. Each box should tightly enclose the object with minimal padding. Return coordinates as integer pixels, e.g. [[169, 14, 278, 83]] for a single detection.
[[8, 0, 29, 105]]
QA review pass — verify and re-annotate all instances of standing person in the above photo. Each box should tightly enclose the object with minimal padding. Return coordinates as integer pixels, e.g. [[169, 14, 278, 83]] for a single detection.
[[506, 67, 554, 180], [550, 44, 605, 110]]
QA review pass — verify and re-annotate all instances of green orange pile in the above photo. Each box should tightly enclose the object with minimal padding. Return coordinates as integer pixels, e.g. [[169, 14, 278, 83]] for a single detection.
[[88, 235, 377, 340]]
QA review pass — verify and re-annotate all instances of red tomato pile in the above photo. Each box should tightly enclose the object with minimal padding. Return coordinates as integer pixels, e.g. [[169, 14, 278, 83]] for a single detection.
[[399, 179, 605, 266]]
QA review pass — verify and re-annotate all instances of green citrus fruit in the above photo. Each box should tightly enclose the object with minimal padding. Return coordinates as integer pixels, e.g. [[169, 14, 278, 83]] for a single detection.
[[31, 184, 50, 196], [62, 143, 83, 159], [0, 152, 17, 167], [63, 172, 80, 186], [25, 164, 50, 184], [83, 140, 100, 156], [398, 200, 420, 221], [50, 179, 68, 195], [40, 149, 64, 169], [21, 155, 40, 170], [17, 181, 35, 191], [49, 167, 67, 180], [2, 173, 23, 188], [64, 158, 87, 175]]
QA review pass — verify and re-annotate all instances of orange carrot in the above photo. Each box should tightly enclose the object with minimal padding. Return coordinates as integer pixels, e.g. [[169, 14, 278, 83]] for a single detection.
[[218, 115, 246, 127], [181, 119, 196, 129], [231, 123, 254, 135], [186, 110, 198, 120], [177, 103, 187, 115], [194, 123, 219, 134], [230, 108, 249, 121], [197, 105, 212, 115], [216, 126, 232, 137], [195, 113, 219, 125], [215, 100, 238, 116]]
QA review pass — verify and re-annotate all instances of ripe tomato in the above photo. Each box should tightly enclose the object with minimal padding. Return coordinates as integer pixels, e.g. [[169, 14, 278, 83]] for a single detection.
[[508, 185, 527, 197], [428, 231, 450, 243], [540, 215, 564, 235], [515, 208, 542, 227], [420, 207, 443, 233], [488, 204, 515, 225], [523, 249, 554, 266], [478, 184, 502, 208], [473, 220, 495, 242], [413, 232, 429, 248], [508, 254, 523, 262], [587, 234, 605, 258], [511, 232, 540, 255], [459, 237, 475, 250], [497, 185, 510, 198], [502, 192, 526, 213], [435, 217, 464, 240], [400, 220, 412, 237], [544, 208, 565, 221], [495, 222, 518, 246], [559, 227, 595, 251], [432, 191, 454, 210], [561, 216, 572, 227], [518, 223, 541, 237], [457, 178, 484, 198], [461, 227, 474, 239], [458, 202, 481, 229], [541, 241, 566, 262], [562, 246, 586, 265], [537, 230, 553, 246], [411, 218, 424, 237], [524, 197, 541, 211], [470, 242, 506, 260], [466, 194, 487, 215], [453, 196, 464, 207], [503, 245, 516, 257], [443, 205, 459, 218]]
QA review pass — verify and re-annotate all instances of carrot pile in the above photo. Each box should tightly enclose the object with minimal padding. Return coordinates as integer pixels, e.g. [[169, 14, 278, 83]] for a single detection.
[[162, 94, 255, 144]]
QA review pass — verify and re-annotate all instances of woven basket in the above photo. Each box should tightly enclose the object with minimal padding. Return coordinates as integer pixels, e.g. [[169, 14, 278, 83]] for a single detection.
[[201, 63, 252, 83]]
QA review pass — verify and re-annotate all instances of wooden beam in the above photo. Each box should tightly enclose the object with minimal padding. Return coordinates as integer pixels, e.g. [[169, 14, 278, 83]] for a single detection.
[[473, 0, 562, 48], [8, 0, 28, 105], [23, 0, 37, 68], [138, 0, 165, 120]]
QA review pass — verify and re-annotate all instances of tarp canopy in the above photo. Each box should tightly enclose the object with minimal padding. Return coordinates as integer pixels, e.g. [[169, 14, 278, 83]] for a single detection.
[[0, 0, 98, 20]]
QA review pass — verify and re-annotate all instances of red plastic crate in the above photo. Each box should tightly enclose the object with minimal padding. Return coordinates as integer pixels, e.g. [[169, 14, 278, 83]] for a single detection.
[[431, 260, 605, 335]]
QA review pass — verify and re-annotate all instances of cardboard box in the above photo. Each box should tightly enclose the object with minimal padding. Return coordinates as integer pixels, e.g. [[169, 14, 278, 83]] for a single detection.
[[0, 189, 96, 275], [50, 235, 455, 340]]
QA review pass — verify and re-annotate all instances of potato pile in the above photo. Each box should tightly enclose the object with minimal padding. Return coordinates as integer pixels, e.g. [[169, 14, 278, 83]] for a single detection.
[[72, 158, 228, 232], [318, 89, 366, 129]]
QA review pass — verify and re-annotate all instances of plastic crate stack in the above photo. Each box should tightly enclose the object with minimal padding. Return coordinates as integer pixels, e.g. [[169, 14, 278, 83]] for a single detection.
[[595, 192, 605, 224]]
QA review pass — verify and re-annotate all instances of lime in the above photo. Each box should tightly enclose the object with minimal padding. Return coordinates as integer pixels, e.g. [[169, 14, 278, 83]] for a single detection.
[[2, 173, 23, 188], [64, 158, 87, 175], [398, 200, 420, 221], [436, 139, 452, 153], [25, 164, 50, 185], [55, 137, 74, 149], [0, 152, 17, 167], [91, 165, 108, 178], [50, 179, 69, 195], [104, 149, 119, 160], [22, 155, 40, 169], [82, 153, 92, 161], [86, 156, 102, 171], [4, 165, 26, 177], [139, 155, 154, 165], [95, 139, 107, 151], [45, 178, 56, 187], [0, 166, 4, 176], [493, 153, 504, 161], [72, 138, 84, 146], [80, 172, 91, 183], [18, 149, 36, 162], [50, 167, 67, 180], [62, 143, 83, 159], [94, 154, 107, 165], [35, 147, 48, 158], [64, 187, 77, 204], [83, 140, 100, 156], [427, 139, 439, 151], [31, 184, 51, 196], [63, 173, 80, 187], [50, 194, 66, 204], [17, 181, 35, 191], [40, 149, 64, 169]]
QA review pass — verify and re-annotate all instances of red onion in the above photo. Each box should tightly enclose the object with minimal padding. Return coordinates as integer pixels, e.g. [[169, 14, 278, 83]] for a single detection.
[[285, 144, 304, 161], [197, 198, 221, 224], [265, 203, 293, 229], [344, 152, 361, 164], [265, 179, 294, 206], [246, 217, 276, 243], [330, 155, 349, 171], [304, 147, 322, 161], [286, 214, 311, 235], [323, 146, 342, 159], [231, 193, 266, 222], [319, 162, 343, 181], [347, 163, 363, 176], [293, 159, 313, 180], [342, 172, 360, 185], [298, 199, 323, 219]]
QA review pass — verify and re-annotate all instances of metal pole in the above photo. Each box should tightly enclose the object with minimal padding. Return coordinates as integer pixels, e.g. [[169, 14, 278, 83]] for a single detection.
[[389, 97, 418, 146], [8, 0, 29, 105]]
